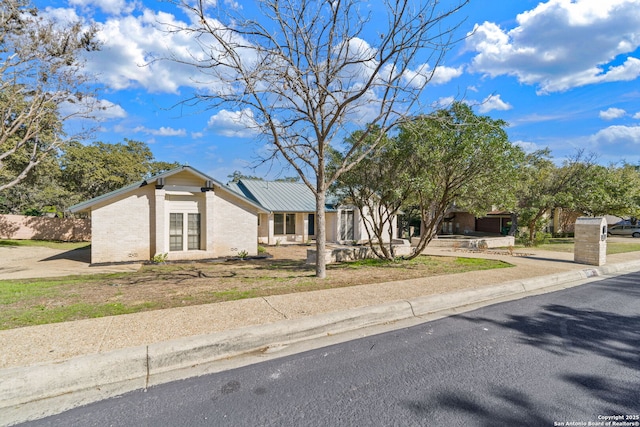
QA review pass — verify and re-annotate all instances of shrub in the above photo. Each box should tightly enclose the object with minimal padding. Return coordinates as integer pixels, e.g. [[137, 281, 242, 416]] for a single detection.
[[151, 253, 168, 264]]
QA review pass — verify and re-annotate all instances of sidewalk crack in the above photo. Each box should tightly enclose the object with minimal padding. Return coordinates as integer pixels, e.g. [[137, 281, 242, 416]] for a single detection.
[[145, 346, 150, 390], [262, 297, 289, 320], [405, 300, 417, 317], [97, 316, 114, 353]]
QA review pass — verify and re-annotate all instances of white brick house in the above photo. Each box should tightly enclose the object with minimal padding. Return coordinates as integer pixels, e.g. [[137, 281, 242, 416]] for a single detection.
[[227, 179, 398, 246], [69, 166, 266, 264]]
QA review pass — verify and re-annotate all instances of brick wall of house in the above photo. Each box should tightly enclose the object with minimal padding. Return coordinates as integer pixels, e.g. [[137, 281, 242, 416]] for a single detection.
[[211, 189, 258, 257], [453, 212, 476, 234], [0, 214, 90, 241], [84, 170, 260, 264], [90, 186, 154, 264]]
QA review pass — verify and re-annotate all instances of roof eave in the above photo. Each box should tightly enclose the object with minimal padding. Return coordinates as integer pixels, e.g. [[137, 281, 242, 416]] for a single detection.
[[68, 165, 268, 214]]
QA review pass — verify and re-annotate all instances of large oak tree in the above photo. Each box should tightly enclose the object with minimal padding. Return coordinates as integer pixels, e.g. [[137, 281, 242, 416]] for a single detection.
[[333, 102, 524, 259], [171, 0, 469, 277]]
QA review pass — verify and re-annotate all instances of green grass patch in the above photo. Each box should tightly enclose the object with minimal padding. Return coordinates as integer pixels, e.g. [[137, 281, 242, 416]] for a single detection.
[[517, 238, 640, 254], [0, 254, 515, 330], [0, 239, 90, 250], [0, 302, 158, 330], [454, 257, 511, 268], [0, 273, 130, 305], [334, 255, 511, 277], [606, 242, 640, 254], [343, 258, 394, 268]]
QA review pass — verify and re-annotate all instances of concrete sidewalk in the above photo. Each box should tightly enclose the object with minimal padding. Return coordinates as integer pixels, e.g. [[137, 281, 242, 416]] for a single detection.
[[1, 247, 640, 426]]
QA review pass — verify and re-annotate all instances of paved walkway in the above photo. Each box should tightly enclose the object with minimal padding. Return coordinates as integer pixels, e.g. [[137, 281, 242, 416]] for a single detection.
[[0, 245, 140, 280], [1, 246, 638, 369]]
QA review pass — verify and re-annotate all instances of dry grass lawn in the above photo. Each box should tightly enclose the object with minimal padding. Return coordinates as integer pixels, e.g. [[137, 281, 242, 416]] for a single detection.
[[1, 245, 511, 329]]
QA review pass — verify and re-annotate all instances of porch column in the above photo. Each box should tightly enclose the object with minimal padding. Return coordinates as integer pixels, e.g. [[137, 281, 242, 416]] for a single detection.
[[268, 213, 275, 245], [303, 214, 309, 243], [153, 188, 166, 255], [205, 190, 216, 254]]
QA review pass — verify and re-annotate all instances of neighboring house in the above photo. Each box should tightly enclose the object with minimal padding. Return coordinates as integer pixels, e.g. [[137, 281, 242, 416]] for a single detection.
[[440, 208, 512, 235], [69, 166, 266, 264], [227, 179, 397, 245]]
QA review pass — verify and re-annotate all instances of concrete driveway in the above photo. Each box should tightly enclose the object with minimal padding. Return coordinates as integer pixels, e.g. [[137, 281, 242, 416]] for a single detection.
[[0, 245, 141, 280]]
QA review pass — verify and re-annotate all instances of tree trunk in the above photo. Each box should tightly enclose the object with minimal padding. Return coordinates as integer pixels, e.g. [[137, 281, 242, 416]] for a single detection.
[[508, 213, 518, 236], [315, 188, 327, 279], [528, 220, 536, 245]]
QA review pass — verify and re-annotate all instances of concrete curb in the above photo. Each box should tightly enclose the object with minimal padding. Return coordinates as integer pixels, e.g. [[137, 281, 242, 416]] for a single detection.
[[3, 260, 640, 426]]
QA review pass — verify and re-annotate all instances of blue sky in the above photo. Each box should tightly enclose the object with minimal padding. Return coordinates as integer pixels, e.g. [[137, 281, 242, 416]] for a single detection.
[[36, 0, 640, 181]]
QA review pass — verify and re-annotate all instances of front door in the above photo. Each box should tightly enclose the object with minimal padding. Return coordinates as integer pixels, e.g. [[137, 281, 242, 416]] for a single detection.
[[308, 213, 315, 236]]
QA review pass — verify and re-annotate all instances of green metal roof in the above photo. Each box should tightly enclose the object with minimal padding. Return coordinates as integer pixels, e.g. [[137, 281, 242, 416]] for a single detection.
[[227, 179, 338, 213]]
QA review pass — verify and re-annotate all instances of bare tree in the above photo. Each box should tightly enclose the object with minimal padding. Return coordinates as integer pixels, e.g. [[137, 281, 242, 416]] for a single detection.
[[171, 0, 469, 277], [0, 0, 99, 191]]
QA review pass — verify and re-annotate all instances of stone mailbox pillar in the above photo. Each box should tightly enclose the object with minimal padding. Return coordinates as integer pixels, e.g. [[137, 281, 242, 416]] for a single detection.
[[574, 217, 607, 266]]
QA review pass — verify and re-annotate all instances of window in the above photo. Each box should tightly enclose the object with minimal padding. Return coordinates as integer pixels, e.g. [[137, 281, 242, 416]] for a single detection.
[[274, 213, 284, 235], [286, 213, 295, 234], [188, 213, 201, 250], [169, 213, 183, 251], [170, 212, 201, 251], [274, 213, 296, 235], [340, 210, 354, 241]]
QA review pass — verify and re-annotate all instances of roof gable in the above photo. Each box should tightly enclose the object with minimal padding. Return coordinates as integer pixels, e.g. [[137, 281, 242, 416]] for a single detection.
[[69, 166, 266, 213]]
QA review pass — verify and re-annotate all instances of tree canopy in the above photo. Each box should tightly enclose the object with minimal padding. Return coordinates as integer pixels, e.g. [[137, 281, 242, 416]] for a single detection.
[[0, 0, 100, 191], [333, 102, 525, 259], [0, 139, 179, 215], [512, 149, 599, 244]]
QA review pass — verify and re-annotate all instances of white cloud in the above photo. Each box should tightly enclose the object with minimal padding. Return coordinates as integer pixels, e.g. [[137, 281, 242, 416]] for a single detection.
[[466, 0, 640, 93], [94, 99, 128, 120], [83, 9, 225, 94], [633, 112, 640, 119], [477, 94, 512, 113], [513, 140, 541, 153], [431, 65, 464, 85], [402, 63, 463, 87], [41, 7, 83, 26], [58, 97, 126, 122], [435, 96, 456, 108], [132, 125, 187, 136], [207, 109, 260, 138], [510, 113, 570, 126], [599, 107, 627, 120], [591, 125, 640, 144], [69, 0, 137, 15]]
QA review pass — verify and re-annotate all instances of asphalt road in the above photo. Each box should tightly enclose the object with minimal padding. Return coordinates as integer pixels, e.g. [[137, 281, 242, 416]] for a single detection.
[[22, 271, 640, 427]]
